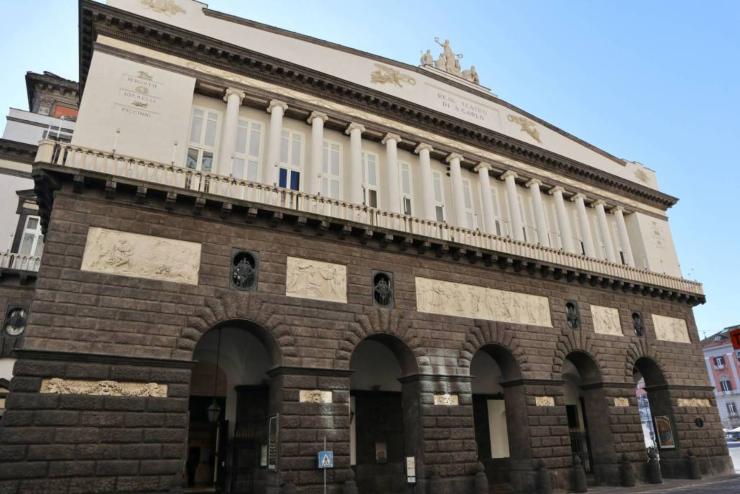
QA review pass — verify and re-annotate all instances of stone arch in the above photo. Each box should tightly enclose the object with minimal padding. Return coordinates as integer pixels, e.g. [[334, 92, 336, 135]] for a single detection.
[[336, 307, 425, 371], [174, 289, 295, 364], [553, 330, 603, 378], [625, 338, 664, 382], [461, 320, 529, 376]]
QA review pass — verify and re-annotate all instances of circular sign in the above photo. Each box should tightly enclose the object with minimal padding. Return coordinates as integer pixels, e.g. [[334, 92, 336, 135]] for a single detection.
[[4, 308, 27, 336]]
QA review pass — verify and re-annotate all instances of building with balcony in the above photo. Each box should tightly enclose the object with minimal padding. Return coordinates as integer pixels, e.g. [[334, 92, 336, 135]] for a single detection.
[[0, 1, 731, 493], [702, 326, 740, 429]]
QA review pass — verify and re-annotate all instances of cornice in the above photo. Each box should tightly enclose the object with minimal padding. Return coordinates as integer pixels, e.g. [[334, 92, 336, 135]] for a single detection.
[[78, 0, 678, 210], [0, 139, 37, 167]]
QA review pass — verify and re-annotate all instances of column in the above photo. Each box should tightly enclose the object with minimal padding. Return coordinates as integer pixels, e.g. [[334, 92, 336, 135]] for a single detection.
[[475, 162, 495, 234], [382, 133, 401, 213], [307, 111, 328, 196], [526, 179, 550, 247], [572, 193, 596, 257], [446, 153, 466, 227], [612, 206, 635, 266], [345, 123, 365, 205], [218, 88, 245, 176], [549, 186, 575, 253], [501, 171, 524, 241], [593, 200, 617, 263], [415, 143, 435, 221], [264, 99, 288, 185]]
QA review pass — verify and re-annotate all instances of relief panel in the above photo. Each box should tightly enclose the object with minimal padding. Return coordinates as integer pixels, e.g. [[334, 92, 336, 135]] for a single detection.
[[285, 256, 347, 304], [652, 314, 691, 343], [80, 227, 201, 285], [415, 277, 551, 327], [591, 305, 623, 336], [40, 378, 167, 397]]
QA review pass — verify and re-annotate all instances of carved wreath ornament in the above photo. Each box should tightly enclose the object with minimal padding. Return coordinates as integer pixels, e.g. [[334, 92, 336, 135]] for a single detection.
[[40, 378, 167, 397], [370, 64, 416, 88]]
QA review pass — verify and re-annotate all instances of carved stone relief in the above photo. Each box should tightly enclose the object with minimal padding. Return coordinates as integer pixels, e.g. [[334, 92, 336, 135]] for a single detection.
[[535, 396, 555, 407], [370, 63, 416, 88], [80, 227, 201, 285], [140, 0, 185, 16], [590, 305, 623, 337], [507, 114, 541, 143], [433, 394, 459, 406], [299, 390, 333, 404], [613, 397, 630, 407], [285, 257, 347, 304], [415, 277, 552, 327], [40, 378, 167, 397], [677, 398, 711, 408], [652, 314, 690, 343]]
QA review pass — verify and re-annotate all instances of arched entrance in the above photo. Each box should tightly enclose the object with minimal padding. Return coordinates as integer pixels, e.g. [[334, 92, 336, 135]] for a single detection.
[[187, 322, 279, 493], [633, 358, 675, 459], [470, 345, 530, 490], [562, 352, 617, 483], [349, 335, 420, 493]]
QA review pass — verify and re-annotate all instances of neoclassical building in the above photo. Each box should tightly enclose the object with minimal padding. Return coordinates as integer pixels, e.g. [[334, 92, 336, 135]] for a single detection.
[[0, 1, 731, 493]]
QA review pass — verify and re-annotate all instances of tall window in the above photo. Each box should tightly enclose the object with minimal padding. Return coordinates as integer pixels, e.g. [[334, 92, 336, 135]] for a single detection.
[[721, 378, 733, 392], [278, 129, 303, 191], [187, 107, 219, 172], [715, 356, 726, 369], [488, 187, 506, 236], [361, 151, 379, 208], [18, 215, 44, 258], [232, 118, 262, 181], [399, 162, 413, 216], [432, 171, 446, 222], [461, 179, 476, 229], [728, 402, 738, 416], [518, 195, 533, 242], [321, 141, 342, 200]]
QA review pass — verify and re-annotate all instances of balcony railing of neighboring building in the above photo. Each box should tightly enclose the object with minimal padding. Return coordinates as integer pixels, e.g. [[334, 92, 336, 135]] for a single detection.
[[0, 251, 40, 272], [34, 140, 704, 296]]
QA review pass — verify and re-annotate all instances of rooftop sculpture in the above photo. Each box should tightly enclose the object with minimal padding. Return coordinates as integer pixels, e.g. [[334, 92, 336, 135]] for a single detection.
[[421, 38, 479, 84]]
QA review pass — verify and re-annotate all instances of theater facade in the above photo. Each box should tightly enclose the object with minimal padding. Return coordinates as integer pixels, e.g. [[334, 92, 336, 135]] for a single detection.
[[0, 1, 731, 493]]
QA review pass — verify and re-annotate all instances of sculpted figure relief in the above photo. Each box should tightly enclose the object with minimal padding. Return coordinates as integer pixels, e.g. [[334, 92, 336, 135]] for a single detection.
[[652, 314, 690, 343], [422, 38, 481, 85], [286, 257, 347, 303], [590, 305, 622, 336], [41, 378, 167, 397]]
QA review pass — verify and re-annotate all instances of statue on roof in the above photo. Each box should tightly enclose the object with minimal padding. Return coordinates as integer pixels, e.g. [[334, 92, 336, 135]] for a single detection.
[[423, 38, 480, 84]]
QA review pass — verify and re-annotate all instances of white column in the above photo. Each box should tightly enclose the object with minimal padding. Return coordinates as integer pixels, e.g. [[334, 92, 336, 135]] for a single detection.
[[446, 153, 466, 227], [264, 100, 288, 185], [345, 123, 365, 205], [475, 162, 495, 234], [501, 171, 524, 241], [382, 133, 401, 213], [307, 111, 328, 196], [612, 206, 635, 266], [549, 186, 575, 253], [415, 143, 435, 221], [593, 200, 617, 263], [526, 179, 549, 247], [572, 193, 596, 257], [218, 88, 245, 176]]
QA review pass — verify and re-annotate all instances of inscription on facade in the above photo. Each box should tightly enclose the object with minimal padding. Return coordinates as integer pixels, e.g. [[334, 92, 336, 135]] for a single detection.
[[299, 390, 333, 404], [433, 394, 459, 406], [80, 227, 201, 285], [286, 257, 347, 303], [652, 314, 690, 343], [591, 305, 623, 336], [535, 396, 555, 407], [677, 398, 711, 408], [40, 378, 167, 397], [415, 277, 552, 327], [116, 69, 162, 118], [613, 397, 630, 407]]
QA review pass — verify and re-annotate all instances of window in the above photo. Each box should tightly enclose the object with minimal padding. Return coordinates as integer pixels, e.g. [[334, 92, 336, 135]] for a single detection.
[[399, 162, 413, 216], [361, 151, 379, 208], [321, 140, 342, 200], [488, 187, 506, 236], [728, 402, 738, 416], [518, 195, 532, 241], [0, 383, 7, 418], [565, 301, 580, 330], [432, 171, 446, 222], [372, 271, 394, 307], [232, 118, 262, 181], [461, 179, 476, 229], [231, 251, 258, 291], [721, 379, 732, 392], [18, 215, 43, 258], [4, 305, 28, 337], [187, 107, 220, 172], [715, 356, 726, 369], [278, 129, 303, 191], [632, 312, 644, 337], [736, 351, 740, 362]]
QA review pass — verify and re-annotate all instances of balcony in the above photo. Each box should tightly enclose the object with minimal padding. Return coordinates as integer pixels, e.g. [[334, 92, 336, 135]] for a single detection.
[[34, 140, 704, 297], [0, 251, 40, 272]]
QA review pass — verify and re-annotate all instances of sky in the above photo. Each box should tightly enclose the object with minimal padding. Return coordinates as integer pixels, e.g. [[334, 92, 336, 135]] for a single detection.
[[1, 1, 738, 338]]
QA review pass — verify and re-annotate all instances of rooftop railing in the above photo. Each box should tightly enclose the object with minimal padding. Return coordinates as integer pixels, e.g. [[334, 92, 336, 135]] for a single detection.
[[35, 140, 703, 296]]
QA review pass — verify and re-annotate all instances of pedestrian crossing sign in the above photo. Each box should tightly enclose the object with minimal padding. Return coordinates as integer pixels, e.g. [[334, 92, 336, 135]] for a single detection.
[[318, 450, 334, 469]]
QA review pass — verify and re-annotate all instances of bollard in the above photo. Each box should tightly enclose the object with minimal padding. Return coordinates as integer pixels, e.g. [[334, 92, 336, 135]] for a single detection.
[[646, 448, 662, 484], [687, 450, 702, 480], [619, 453, 635, 487], [474, 462, 489, 494], [535, 459, 552, 494], [571, 455, 588, 493]]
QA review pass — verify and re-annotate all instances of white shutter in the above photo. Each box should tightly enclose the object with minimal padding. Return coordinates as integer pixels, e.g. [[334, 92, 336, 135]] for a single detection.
[[321, 141, 341, 199], [400, 162, 413, 216], [462, 179, 475, 229]]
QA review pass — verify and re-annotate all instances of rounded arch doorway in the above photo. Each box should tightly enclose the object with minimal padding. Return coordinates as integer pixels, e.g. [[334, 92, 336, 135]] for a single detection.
[[187, 322, 279, 494]]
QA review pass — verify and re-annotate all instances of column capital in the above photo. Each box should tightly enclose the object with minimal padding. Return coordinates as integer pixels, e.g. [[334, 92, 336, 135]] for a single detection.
[[611, 205, 625, 214], [345, 122, 365, 135], [223, 87, 246, 103], [307, 111, 329, 124], [570, 192, 587, 202], [382, 132, 401, 144], [500, 170, 518, 181], [267, 99, 288, 113], [548, 185, 565, 195], [592, 199, 608, 208], [445, 152, 463, 164], [525, 178, 543, 188], [474, 162, 493, 173], [414, 143, 433, 154]]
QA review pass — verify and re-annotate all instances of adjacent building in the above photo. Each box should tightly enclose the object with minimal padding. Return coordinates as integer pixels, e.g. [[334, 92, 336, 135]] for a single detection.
[[702, 325, 740, 429], [0, 1, 731, 493]]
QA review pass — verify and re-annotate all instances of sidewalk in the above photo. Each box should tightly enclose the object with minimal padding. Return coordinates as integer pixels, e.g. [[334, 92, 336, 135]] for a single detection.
[[585, 475, 740, 493]]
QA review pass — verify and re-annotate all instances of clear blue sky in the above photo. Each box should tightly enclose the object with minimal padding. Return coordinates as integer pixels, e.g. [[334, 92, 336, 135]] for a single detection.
[[1, 1, 738, 337]]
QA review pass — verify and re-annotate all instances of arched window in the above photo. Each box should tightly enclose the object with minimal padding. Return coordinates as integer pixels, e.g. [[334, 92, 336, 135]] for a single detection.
[[231, 251, 258, 291], [565, 301, 580, 330]]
